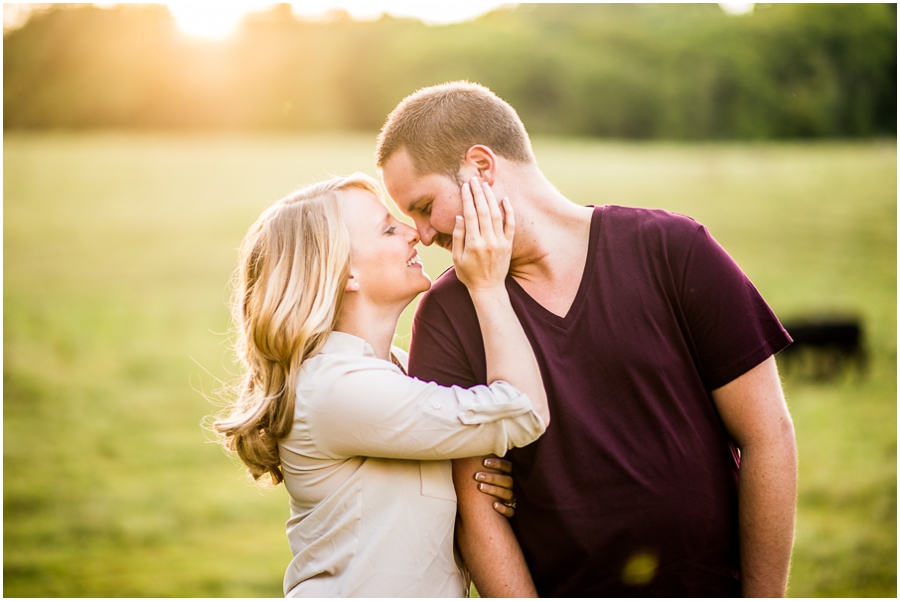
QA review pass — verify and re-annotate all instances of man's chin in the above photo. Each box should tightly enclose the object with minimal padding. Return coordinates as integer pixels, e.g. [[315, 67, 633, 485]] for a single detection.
[[435, 234, 453, 250]]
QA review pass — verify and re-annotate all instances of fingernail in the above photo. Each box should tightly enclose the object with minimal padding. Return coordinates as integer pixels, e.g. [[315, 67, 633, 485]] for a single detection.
[[493, 502, 501, 509], [479, 483, 487, 491], [475, 473, 485, 482], [483, 458, 494, 467]]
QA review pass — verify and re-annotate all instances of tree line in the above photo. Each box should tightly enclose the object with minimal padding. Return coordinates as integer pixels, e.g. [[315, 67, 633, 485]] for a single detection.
[[4, 3, 896, 138]]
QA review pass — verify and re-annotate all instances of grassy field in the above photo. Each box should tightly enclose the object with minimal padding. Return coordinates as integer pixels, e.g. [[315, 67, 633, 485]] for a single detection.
[[4, 132, 896, 597]]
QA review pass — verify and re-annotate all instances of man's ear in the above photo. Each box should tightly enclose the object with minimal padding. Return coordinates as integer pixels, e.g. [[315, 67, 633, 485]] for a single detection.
[[463, 145, 497, 186]]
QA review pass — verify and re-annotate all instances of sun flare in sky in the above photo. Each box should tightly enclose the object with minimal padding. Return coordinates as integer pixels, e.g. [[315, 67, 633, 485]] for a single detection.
[[165, 1, 514, 39], [166, 2, 266, 39], [718, 3, 755, 16], [5, 3, 760, 39]]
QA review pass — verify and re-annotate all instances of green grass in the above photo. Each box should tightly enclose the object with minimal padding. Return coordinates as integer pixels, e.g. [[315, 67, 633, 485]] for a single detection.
[[4, 132, 896, 597]]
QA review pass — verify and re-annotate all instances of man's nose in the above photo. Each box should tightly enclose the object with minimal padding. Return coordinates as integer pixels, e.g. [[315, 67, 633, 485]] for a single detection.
[[414, 219, 437, 246]]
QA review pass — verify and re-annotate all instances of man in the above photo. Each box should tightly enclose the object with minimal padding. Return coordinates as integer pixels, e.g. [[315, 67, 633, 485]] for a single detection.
[[376, 81, 797, 597]]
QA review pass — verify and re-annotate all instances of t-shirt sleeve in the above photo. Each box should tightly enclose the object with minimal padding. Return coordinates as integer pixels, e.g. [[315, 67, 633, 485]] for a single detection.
[[678, 225, 792, 390], [305, 361, 544, 461], [408, 280, 482, 388]]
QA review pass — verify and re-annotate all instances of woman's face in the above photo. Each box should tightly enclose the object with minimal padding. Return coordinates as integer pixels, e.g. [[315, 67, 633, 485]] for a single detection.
[[340, 187, 432, 307]]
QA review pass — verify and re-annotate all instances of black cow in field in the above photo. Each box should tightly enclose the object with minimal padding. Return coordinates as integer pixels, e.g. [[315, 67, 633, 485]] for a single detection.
[[778, 318, 866, 380]]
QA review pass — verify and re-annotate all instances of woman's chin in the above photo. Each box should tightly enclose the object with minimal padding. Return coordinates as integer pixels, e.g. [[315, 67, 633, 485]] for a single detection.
[[401, 279, 432, 306]]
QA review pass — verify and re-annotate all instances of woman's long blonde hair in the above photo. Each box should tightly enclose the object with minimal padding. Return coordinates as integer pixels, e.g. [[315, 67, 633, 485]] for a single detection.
[[215, 172, 380, 485]]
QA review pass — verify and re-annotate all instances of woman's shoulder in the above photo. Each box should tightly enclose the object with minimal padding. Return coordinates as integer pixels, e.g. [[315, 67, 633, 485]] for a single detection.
[[298, 337, 405, 403]]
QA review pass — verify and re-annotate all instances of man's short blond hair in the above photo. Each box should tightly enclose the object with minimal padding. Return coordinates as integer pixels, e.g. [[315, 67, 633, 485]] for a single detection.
[[375, 81, 536, 181]]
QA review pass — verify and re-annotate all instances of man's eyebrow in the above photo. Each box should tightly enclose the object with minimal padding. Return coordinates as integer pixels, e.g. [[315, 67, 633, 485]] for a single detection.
[[407, 195, 433, 213]]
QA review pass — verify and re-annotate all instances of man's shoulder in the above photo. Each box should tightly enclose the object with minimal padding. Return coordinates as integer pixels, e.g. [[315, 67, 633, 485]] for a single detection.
[[430, 265, 465, 292], [409, 265, 480, 382], [599, 204, 704, 249], [420, 266, 469, 305], [602, 204, 701, 231], [414, 266, 474, 322]]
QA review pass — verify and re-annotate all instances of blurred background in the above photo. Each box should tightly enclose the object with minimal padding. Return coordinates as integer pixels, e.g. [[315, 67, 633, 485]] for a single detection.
[[4, 2, 896, 597]]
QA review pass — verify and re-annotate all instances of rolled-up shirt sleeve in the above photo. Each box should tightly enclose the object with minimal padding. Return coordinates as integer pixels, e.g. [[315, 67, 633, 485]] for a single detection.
[[302, 357, 545, 461]]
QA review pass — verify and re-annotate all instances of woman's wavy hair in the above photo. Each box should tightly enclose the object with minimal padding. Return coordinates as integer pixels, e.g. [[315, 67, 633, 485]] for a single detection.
[[214, 172, 380, 485]]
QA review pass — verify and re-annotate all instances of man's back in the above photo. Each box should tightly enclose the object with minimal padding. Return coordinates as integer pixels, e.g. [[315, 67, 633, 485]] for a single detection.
[[408, 205, 791, 596]]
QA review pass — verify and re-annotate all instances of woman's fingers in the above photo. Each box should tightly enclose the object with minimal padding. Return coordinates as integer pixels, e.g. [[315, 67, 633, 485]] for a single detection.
[[481, 181, 506, 239], [478, 481, 515, 502], [461, 181, 479, 248], [492, 501, 515, 519], [479, 456, 517, 519], [483, 456, 513, 474], [462, 177, 507, 243], [475, 470, 514, 490], [451, 215, 464, 266], [469, 177, 493, 240], [452, 178, 511, 291], [501, 196, 515, 242]]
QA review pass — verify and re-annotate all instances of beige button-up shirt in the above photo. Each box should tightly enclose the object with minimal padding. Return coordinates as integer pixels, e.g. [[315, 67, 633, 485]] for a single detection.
[[279, 331, 546, 597]]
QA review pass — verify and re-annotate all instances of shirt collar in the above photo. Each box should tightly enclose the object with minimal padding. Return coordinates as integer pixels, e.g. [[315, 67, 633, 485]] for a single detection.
[[319, 331, 407, 373], [320, 330, 379, 359]]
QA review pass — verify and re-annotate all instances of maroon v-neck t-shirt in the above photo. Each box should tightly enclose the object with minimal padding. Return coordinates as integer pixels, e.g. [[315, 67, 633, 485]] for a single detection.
[[408, 205, 791, 597]]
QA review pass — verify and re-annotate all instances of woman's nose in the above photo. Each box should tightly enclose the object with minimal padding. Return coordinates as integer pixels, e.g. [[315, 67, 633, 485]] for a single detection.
[[404, 223, 420, 246]]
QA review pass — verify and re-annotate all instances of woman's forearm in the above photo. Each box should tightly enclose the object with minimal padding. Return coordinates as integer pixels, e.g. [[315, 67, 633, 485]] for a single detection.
[[469, 286, 549, 426], [453, 178, 548, 426]]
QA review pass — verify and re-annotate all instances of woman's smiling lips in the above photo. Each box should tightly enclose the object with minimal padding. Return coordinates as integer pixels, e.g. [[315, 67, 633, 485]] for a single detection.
[[407, 249, 422, 267]]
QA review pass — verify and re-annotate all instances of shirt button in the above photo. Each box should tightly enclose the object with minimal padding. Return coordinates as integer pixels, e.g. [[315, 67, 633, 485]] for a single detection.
[[432, 401, 442, 409], [465, 410, 475, 420]]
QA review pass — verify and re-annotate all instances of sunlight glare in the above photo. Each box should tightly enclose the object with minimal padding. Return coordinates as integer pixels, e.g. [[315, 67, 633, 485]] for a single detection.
[[166, 1, 512, 39], [289, 1, 512, 25], [167, 1, 268, 39], [719, 3, 755, 16]]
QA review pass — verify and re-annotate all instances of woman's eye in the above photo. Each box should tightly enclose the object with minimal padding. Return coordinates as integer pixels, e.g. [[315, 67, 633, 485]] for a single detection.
[[385, 226, 397, 235]]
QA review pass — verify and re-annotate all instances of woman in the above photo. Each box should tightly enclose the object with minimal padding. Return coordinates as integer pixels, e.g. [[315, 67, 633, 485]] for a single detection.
[[214, 172, 548, 597]]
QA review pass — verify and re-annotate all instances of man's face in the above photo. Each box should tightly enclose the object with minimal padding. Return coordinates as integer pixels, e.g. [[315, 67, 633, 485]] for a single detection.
[[381, 147, 463, 250]]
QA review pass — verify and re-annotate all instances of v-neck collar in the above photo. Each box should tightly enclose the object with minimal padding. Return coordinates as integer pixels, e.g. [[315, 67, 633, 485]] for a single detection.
[[506, 205, 603, 329]]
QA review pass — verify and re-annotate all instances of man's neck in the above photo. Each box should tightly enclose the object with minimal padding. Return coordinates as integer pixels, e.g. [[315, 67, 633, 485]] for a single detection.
[[501, 168, 594, 281], [497, 165, 595, 316]]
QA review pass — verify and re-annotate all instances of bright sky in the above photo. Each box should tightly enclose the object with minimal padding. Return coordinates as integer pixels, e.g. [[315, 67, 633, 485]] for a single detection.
[[5, 3, 756, 40], [718, 3, 755, 16], [160, 2, 514, 39], [2, 2, 514, 38]]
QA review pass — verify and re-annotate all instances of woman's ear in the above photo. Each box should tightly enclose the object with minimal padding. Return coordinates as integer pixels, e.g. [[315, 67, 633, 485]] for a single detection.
[[345, 275, 360, 292], [463, 145, 497, 186]]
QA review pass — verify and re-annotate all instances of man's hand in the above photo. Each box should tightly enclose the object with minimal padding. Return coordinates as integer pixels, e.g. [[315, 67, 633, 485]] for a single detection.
[[475, 456, 517, 518]]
